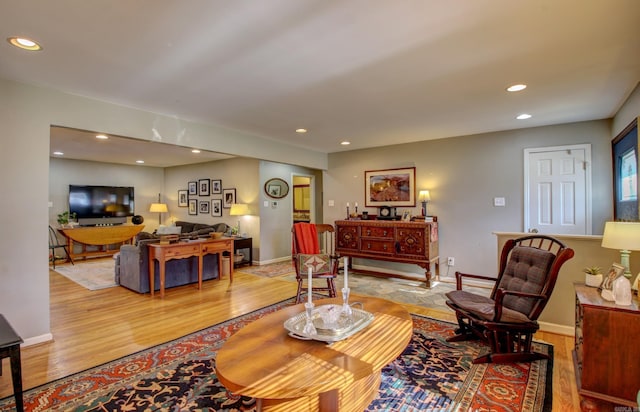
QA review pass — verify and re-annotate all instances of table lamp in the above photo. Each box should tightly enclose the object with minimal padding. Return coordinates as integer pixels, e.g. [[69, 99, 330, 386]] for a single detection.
[[230, 203, 250, 236], [601, 221, 640, 279], [149, 193, 168, 225], [418, 190, 431, 216]]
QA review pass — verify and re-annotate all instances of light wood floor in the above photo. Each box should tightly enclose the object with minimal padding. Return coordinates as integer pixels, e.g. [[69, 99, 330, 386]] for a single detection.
[[0, 263, 582, 410]]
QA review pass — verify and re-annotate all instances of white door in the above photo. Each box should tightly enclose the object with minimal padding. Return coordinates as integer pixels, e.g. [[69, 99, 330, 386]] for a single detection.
[[524, 144, 591, 235]]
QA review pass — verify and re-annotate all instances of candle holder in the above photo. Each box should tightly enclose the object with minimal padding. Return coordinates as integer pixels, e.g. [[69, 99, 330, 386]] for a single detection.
[[346, 206, 350, 220], [302, 301, 317, 336], [341, 287, 353, 318]]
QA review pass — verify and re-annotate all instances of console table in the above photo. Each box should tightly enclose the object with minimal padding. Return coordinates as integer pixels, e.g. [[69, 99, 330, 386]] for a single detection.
[[335, 220, 439, 287], [58, 225, 144, 261], [573, 283, 640, 410], [148, 238, 234, 298], [216, 296, 412, 411]]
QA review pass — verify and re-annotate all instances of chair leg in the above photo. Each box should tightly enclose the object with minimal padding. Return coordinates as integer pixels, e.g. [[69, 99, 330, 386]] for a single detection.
[[295, 279, 304, 304], [64, 246, 74, 266]]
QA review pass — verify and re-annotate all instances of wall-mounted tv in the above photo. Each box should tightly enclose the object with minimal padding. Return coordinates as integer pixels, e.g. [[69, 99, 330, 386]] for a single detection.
[[69, 185, 135, 223]]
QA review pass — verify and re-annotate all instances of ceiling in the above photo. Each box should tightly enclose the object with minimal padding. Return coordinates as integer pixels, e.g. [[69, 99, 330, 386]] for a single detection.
[[2, 1, 640, 166]]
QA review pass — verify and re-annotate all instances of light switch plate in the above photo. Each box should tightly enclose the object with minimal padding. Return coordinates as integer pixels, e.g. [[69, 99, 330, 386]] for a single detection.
[[263, 201, 269, 207], [494, 197, 506, 207], [328, 200, 335, 207]]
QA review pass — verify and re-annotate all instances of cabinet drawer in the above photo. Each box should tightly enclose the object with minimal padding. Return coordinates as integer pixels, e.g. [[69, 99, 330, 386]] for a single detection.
[[202, 240, 232, 253], [337, 226, 359, 250], [361, 240, 395, 255], [396, 228, 427, 257], [165, 244, 200, 257], [361, 225, 393, 238]]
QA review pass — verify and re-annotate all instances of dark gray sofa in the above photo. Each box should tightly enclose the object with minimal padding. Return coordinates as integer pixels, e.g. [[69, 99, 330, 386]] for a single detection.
[[117, 222, 229, 293]]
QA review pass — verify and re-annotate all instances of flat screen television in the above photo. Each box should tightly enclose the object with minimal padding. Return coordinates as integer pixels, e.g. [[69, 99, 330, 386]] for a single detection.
[[69, 185, 135, 224]]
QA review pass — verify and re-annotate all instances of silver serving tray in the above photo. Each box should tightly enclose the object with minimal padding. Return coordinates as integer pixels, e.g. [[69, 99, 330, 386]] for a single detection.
[[284, 304, 374, 342]]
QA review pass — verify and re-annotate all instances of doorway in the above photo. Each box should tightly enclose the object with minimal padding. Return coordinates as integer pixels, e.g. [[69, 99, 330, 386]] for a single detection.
[[524, 144, 592, 235], [292, 175, 313, 224]]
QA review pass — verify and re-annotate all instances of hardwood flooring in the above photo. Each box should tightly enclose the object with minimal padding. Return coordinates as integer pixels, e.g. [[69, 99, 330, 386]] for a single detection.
[[0, 263, 582, 410]]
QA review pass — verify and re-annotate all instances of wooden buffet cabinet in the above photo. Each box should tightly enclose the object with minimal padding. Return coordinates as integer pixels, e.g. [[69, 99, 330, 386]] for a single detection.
[[335, 219, 439, 287], [573, 283, 640, 409]]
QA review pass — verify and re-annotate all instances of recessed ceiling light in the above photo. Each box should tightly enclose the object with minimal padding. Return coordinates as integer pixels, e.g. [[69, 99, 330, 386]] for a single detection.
[[516, 113, 532, 120], [296, 128, 307, 133], [53, 151, 64, 156], [341, 141, 351, 146], [95, 134, 109, 140], [191, 149, 201, 153], [507, 84, 527, 92], [7, 36, 42, 51], [136, 160, 145, 164]]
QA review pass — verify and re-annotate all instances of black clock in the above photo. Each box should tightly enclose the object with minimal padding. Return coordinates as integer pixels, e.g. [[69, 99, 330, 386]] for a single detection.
[[378, 206, 396, 220]]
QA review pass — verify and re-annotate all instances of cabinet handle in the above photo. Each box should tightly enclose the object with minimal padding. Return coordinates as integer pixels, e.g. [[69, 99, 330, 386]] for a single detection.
[[367, 243, 371, 249], [383, 230, 387, 236], [383, 244, 387, 250], [366, 230, 371, 236]]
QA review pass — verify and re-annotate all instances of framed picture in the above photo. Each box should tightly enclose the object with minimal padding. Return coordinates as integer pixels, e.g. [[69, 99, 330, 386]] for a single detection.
[[223, 188, 236, 209], [401, 210, 411, 221], [211, 199, 222, 217], [365, 167, 416, 207], [188, 181, 197, 196], [199, 200, 210, 214], [612, 118, 639, 221], [178, 190, 188, 207], [267, 184, 281, 197], [198, 178, 210, 196], [599, 263, 625, 300], [211, 179, 222, 194], [188, 199, 198, 215]]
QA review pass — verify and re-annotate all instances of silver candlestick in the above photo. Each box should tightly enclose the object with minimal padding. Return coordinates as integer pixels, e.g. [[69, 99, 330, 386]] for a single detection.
[[341, 287, 353, 318]]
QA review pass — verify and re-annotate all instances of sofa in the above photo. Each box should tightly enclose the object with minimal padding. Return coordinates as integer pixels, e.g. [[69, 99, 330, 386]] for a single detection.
[[117, 221, 230, 293]]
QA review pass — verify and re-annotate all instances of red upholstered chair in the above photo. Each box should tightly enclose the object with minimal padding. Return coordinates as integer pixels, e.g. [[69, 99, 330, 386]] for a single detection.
[[445, 235, 574, 364], [292, 223, 339, 304]]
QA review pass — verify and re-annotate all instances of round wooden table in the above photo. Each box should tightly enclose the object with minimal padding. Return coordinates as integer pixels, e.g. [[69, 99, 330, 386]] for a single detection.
[[215, 296, 413, 412]]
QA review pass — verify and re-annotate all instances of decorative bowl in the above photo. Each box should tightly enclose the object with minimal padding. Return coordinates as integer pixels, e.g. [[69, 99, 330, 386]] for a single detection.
[[210, 232, 224, 239]]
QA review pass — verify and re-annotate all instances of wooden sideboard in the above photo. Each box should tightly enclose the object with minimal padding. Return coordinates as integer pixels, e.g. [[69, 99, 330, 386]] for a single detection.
[[573, 283, 640, 410], [335, 220, 439, 287], [58, 225, 144, 260]]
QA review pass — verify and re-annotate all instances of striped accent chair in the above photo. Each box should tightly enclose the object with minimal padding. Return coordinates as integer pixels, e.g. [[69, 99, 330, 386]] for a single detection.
[[445, 235, 574, 364]]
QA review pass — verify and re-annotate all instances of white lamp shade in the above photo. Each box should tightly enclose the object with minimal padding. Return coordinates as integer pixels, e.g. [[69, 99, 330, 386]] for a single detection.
[[601, 221, 640, 251], [418, 190, 431, 202], [149, 203, 168, 213], [229, 203, 250, 216]]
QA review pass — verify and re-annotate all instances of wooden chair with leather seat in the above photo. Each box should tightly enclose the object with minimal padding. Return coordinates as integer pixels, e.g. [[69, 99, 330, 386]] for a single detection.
[[445, 235, 574, 364], [292, 222, 339, 304], [49, 225, 74, 269]]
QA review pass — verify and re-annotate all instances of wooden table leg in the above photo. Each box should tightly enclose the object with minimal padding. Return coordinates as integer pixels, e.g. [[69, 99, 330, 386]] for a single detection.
[[9, 345, 23, 412], [228, 245, 234, 282], [159, 258, 166, 298], [198, 254, 203, 290], [148, 257, 155, 297]]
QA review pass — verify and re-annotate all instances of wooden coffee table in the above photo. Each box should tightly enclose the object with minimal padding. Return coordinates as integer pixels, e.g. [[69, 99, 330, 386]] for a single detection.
[[215, 296, 413, 411]]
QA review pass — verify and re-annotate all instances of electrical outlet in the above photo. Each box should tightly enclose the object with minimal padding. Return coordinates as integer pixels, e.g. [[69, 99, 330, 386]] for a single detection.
[[447, 257, 455, 266]]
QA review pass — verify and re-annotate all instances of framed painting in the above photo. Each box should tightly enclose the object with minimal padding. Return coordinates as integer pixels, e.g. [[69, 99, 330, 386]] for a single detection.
[[211, 199, 222, 217], [199, 200, 210, 214], [188, 199, 198, 215], [188, 181, 197, 196], [364, 167, 416, 207], [198, 178, 210, 196], [178, 190, 188, 207], [223, 188, 236, 209], [211, 179, 222, 194], [612, 118, 639, 221]]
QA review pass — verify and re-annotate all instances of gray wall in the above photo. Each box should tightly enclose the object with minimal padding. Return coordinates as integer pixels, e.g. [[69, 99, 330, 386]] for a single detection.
[[324, 120, 613, 278]]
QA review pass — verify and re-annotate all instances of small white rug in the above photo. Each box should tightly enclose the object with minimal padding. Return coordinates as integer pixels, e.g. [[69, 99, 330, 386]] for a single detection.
[[53, 259, 118, 291]]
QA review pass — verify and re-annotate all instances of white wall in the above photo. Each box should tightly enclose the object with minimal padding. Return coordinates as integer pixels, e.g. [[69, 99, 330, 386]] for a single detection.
[[324, 120, 613, 279]]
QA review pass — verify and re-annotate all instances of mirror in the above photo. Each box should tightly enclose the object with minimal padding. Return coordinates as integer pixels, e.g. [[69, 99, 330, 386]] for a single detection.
[[264, 178, 290, 199]]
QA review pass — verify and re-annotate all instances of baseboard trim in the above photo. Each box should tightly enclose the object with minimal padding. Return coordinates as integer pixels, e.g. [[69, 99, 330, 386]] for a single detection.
[[256, 256, 291, 266], [539, 321, 574, 336], [22, 333, 53, 347]]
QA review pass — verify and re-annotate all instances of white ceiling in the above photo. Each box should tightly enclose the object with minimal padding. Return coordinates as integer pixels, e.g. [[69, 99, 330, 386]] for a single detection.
[[2, 1, 640, 166]]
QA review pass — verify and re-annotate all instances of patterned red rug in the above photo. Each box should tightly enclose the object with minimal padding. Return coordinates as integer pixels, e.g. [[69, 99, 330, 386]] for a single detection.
[[0, 298, 552, 411]]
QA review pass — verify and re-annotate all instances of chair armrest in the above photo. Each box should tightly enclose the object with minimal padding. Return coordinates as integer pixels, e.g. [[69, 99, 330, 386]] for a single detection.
[[454, 271, 497, 290]]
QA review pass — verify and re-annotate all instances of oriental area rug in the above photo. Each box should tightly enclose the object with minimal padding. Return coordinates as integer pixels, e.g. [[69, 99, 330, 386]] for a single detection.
[[0, 298, 552, 412]]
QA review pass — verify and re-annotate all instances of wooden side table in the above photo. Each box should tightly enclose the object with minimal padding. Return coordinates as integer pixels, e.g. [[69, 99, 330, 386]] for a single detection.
[[233, 237, 252, 267], [0, 314, 23, 412]]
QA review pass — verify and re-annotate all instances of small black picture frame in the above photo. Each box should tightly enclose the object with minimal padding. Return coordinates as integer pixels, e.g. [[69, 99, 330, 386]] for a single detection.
[[223, 188, 236, 209], [188, 199, 198, 215], [199, 200, 210, 214], [211, 199, 222, 217], [188, 181, 197, 196], [198, 179, 210, 196], [211, 179, 222, 194], [178, 190, 188, 207]]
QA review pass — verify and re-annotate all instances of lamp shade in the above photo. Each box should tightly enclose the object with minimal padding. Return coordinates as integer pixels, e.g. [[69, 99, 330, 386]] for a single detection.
[[601, 222, 640, 251], [149, 203, 168, 213], [418, 190, 431, 202], [229, 203, 250, 216]]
